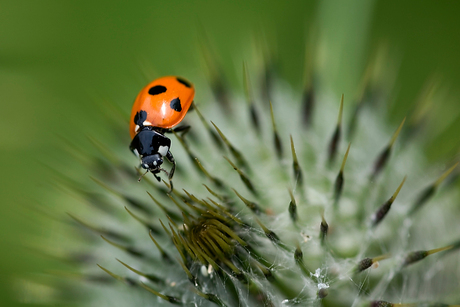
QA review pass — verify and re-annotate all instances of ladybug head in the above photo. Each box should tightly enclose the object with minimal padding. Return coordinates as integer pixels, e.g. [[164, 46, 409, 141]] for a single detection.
[[138, 153, 170, 182], [140, 153, 163, 171]]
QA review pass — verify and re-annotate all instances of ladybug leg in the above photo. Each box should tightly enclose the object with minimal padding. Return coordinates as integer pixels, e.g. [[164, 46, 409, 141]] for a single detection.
[[165, 125, 191, 137], [173, 125, 191, 135], [153, 172, 161, 182], [166, 151, 176, 180], [163, 151, 176, 193]]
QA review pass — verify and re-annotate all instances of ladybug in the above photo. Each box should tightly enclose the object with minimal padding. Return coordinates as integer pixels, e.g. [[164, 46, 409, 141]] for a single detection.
[[129, 76, 195, 189]]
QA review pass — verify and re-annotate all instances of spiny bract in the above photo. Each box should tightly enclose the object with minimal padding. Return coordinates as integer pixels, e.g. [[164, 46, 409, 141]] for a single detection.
[[56, 47, 460, 307]]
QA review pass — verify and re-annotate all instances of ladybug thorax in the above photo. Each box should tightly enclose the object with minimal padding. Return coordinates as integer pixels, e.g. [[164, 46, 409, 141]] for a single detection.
[[130, 127, 171, 158]]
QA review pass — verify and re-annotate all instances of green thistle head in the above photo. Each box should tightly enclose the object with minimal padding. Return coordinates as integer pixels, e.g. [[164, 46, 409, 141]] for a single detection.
[[51, 40, 460, 307]]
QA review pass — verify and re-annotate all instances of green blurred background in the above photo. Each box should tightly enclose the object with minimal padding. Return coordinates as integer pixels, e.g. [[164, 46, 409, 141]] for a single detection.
[[1, 0, 459, 305]]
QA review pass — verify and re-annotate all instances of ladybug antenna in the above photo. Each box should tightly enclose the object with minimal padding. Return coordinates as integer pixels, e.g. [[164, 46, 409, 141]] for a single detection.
[[159, 168, 170, 177], [138, 169, 149, 182]]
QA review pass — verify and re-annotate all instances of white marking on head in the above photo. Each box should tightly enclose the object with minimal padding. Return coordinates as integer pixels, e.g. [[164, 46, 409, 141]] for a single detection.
[[133, 149, 139, 157], [142, 163, 149, 169], [158, 145, 168, 156], [153, 161, 157, 166]]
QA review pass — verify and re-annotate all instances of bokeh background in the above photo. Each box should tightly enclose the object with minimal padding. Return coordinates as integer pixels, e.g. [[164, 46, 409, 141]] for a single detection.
[[1, 1, 460, 306]]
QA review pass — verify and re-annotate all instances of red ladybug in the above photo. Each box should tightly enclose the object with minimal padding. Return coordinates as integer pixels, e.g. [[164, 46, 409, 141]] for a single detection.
[[129, 76, 195, 189]]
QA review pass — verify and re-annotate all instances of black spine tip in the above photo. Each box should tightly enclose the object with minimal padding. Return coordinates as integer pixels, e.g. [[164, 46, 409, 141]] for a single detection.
[[403, 250, 428, 267], [328, 126, 341, 164], [410, 185, 436, 215], [347, 103, 362, 140], [243, 61, 261, 134], [357, 257, 373, 272], [288, 191, 298, 223], [319, 211, 329, 246], [249, 104, 261, 134], [266, 230, 280, 243], [334, 171, 344, 203], [371, 146, 391, 180], [294, 246, 303, 262], [302, 85, 315, 128], [320, 220, 328, 245], [317, 288, 328, 299], [372, 200, 392, 226], [369, 301, 394, 307], [290, 136, 304, 189], [270, 101, 283, 159], [327, 94, 343, 164], [371, 118, 406, 180], [372, 176, 406, 226]]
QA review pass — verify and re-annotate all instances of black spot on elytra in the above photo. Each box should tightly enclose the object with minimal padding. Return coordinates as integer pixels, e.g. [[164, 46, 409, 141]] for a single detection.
[[134, 110, 147, 126], [170, 98, 182, 112], [176, 77, 191, 88], [148, 85, 167, 95]]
